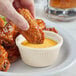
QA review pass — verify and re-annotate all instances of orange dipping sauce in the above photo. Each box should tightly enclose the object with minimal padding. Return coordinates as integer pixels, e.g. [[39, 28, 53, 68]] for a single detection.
[[21, 38, 57, 48]]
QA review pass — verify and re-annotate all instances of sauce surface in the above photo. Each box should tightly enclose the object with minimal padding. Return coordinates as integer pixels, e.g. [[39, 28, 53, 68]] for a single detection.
[[21, 38, 57, 48]]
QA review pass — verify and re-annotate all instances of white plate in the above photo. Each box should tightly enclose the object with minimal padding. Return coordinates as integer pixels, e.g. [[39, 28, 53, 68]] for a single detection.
[[0, 18, 76, 76]]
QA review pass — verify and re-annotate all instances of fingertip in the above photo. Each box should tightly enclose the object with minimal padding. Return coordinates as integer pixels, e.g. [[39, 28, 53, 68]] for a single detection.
[[21, 22, 29, 31], [16, 17, 29, 31]]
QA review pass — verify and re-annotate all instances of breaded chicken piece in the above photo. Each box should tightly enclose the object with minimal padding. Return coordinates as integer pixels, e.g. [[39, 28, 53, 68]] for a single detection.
[[18, 8, 44, 44]]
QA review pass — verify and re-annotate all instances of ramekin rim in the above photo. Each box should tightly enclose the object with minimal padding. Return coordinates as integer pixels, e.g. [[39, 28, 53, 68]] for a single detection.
[[16, 31, 63, 51]]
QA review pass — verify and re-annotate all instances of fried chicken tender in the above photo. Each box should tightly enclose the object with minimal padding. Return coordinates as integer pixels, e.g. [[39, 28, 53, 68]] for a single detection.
[[0, 45, 8, 58], [0, 19, 20, 63], [36, 19, 46, 30], [18, 8, 44, 44], [0, 21, 19, 46], [0, 57, 10, 72], [0, 45, 10, 71], [5, 45, 20, 63], [0, 22, 20, 63], [0, 22, 15, 45]]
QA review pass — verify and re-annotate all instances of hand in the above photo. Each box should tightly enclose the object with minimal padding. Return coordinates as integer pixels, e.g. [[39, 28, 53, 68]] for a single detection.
[[0, 0, 35, 30]]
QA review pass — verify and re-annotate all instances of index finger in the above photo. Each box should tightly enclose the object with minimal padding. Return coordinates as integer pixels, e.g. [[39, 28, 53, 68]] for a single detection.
[[20, 0, 35, 17]]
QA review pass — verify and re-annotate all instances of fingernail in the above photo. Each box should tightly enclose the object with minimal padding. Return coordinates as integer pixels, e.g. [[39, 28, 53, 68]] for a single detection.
[[18, 18, 29, 30], [19, 22, 29, 31], [22, 24, 29, 30]]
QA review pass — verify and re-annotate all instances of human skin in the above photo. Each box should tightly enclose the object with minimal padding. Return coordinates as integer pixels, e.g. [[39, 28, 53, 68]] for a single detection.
[[0, 0, 35, 30]]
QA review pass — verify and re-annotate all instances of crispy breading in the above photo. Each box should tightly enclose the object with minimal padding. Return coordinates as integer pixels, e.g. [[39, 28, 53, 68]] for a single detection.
[[0, 45, 10, 71], [36, 19, 46, 30], [0, 22, 19, 46], [5, 45, 20, 63]]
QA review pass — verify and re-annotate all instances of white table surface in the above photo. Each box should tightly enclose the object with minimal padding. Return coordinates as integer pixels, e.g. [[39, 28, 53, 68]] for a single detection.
[[35, 1, 76, 76]]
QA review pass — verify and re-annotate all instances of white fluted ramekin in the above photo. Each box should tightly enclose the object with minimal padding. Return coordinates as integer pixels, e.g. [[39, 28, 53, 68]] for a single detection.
[[16, 31, 63, 67]]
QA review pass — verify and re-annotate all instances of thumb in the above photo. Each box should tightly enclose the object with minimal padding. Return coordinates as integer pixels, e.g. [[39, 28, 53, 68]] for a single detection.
[[2, 2, 29, 30]]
